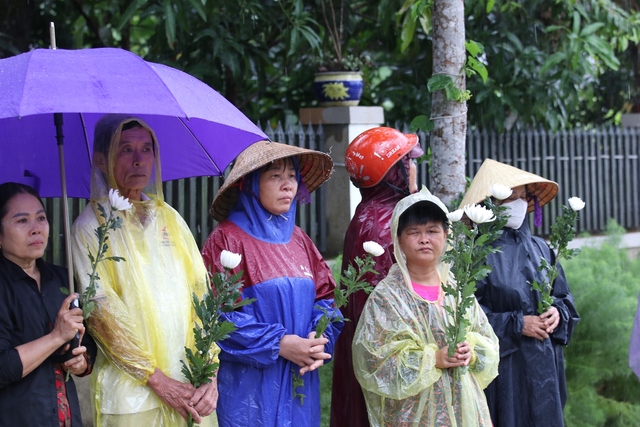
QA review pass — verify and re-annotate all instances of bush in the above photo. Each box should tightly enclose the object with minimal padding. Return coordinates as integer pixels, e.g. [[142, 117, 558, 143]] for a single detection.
[[563, 221, 640, 426]]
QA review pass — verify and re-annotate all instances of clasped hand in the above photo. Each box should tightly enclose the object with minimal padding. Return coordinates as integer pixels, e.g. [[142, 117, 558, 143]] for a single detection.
[[147, 368, 218, 423], [435, 341, 473, 369], [279, 332, 331, 375], [523, 306, 560, 340]]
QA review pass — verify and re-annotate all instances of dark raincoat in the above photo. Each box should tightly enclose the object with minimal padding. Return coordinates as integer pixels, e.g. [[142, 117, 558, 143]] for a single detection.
[[330, 161, 410, 427], [475, 220, 580, 427], [201, 168, 343, 427]]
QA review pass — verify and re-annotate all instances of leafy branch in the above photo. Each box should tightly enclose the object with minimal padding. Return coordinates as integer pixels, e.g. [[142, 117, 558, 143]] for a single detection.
[[292, 242, 382, 403], [531, 198, 584, 314], [181, 259, 255, 427]]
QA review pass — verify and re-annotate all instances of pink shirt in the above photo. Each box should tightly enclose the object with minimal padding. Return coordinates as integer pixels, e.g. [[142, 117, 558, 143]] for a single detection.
[[411, 282, 441, 302]]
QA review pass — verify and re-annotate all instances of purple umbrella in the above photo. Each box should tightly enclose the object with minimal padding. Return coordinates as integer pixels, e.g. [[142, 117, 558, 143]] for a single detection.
[[0, 47, 268, 292], [0, 47, 267, 197]]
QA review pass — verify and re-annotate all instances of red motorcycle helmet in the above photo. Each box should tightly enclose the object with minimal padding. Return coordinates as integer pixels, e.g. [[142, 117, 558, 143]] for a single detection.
[[345, 127, 420, 188]]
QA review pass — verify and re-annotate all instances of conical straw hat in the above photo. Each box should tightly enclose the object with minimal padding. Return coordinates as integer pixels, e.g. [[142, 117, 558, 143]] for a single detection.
[[210, 140, 334, 221], [459, 159, 558, 213]]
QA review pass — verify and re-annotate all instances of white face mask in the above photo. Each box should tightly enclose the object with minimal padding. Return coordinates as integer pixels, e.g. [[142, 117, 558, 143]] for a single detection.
[[502, 198, 528, 229]]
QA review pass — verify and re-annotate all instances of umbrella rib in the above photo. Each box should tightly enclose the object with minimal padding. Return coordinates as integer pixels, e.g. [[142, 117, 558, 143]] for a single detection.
[[79, 113, 92, 172], [177, 117, 223, 176]]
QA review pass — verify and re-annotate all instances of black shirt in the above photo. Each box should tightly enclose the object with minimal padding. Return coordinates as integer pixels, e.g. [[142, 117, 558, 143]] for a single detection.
[[0, 253, 96, 427]]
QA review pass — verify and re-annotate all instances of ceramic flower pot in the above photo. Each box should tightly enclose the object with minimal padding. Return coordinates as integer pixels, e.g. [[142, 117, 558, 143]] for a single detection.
[[313, 71, 364, 107]]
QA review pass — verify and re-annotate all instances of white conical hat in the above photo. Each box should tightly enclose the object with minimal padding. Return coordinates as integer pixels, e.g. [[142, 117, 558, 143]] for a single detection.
[[459, 159, 558, 212]]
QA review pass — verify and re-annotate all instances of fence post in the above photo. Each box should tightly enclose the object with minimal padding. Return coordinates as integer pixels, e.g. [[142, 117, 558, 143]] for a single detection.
[[299, 106, 385, 257]]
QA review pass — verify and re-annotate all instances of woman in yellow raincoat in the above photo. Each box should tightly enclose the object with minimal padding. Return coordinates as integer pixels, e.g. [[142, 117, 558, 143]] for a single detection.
[[71, 115, 218, 427], [352, 188, 499, 427]]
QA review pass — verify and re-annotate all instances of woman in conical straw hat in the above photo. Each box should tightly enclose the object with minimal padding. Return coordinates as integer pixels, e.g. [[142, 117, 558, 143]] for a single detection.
[[460, 159, 580, 427], [201, 140, 343, 427]]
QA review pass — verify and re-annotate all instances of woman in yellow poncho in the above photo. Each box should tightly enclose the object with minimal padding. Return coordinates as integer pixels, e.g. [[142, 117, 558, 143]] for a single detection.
[[71, 115, 218, 427], [352, 187, 499, 427]]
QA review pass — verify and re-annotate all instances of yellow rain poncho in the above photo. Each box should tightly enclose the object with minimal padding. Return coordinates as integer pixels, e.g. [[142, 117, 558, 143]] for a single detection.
[[71, 115, 218, 427], [352, 188, 499, 427]]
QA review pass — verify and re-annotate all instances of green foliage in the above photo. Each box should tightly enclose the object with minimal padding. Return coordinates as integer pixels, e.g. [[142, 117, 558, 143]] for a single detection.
[[563, 221, 640, 426], [3, 0, 640, 130], [292, 368, 307, 404]]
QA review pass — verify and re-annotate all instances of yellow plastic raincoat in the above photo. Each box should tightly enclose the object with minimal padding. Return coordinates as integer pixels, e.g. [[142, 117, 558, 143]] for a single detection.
[[71, 115, 218, 427], [352, 188, 499, 427]]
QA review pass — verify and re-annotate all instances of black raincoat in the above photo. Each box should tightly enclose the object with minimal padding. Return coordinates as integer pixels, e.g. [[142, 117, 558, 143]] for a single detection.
[[475, 220, 580, 427]]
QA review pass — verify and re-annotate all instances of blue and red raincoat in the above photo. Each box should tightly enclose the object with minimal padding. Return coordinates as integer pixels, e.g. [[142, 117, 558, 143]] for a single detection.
[[202, 169, 343, 427]]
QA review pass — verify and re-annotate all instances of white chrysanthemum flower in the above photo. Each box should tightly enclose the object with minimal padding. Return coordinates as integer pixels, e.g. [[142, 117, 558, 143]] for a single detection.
[[108, 188, 132, 211], [490, 183, 513, 200], [568, 197, 585, 211], [220, 250, 242, 269], [447, 209, 464, 222], [464, 204, 496, 224], [363, 241, 384, 257]]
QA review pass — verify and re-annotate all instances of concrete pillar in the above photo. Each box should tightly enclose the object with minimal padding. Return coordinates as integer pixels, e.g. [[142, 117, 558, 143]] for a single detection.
[[299, 106, 384, 257]]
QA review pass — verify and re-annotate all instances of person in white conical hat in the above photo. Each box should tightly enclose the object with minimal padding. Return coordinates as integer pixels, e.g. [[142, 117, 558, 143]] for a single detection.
[[461, 159, 580, 427]]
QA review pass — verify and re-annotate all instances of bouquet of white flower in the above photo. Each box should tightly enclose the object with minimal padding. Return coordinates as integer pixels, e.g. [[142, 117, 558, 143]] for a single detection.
[[442, 186, 509, 359]]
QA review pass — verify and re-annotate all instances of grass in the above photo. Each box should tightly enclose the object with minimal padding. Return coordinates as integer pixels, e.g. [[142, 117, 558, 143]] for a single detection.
[[320, 361, 334, 427]]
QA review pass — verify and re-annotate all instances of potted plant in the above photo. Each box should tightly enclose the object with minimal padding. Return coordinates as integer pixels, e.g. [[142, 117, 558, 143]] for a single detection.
[[312, 0, 370, 107]]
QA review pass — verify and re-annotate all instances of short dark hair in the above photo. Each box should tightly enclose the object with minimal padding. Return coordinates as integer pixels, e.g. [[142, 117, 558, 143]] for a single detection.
[[397, 201, 448, 237], [0, 182, 45, 234]]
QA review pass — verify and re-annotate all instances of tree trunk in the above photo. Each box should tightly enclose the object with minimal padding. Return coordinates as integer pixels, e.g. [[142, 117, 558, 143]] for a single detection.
[[430, 0, 467, 207]]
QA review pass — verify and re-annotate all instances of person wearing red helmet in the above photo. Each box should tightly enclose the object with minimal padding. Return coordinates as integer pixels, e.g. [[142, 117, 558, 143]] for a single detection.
[[330, 127, 423, 427]]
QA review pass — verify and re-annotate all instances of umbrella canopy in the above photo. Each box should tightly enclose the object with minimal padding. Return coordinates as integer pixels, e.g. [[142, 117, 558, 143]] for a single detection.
[[0, 47, 268, 198]]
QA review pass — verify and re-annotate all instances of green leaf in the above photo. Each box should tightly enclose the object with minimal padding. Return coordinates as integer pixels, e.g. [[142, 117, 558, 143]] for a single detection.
[[467, 56, 488, 83], [186, 0, 207, 22], [400, 12, 417, 53], [409, 115, 434, 132], [485, 0, 494, 13], [428, 74, 454, 93], [579, 22, 604, 37], [164, 0, 176, 45], [540, 52, 566, 75], [116, 0, 147, 31]]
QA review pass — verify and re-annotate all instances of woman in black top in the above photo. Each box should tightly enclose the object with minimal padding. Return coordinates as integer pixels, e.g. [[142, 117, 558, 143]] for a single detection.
[[0, 182, 95, 427]]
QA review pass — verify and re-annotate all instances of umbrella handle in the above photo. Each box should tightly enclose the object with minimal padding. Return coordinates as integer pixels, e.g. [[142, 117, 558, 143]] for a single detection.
[[49, 298, 81, 363]]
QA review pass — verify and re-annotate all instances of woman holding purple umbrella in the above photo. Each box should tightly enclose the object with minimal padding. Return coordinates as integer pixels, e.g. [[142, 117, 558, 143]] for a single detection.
[[71, 115, 219, 427], [0, 182, 95, 427]]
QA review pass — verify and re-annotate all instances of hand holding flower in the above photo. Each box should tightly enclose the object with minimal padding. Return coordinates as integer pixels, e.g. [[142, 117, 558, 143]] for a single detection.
[[442, 197, 507, 360], [181, 250, 254, 426], [292, 241, 382, 404]]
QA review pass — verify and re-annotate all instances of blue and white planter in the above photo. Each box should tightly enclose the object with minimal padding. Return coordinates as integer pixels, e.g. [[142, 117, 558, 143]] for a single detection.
[[313, 71, 364, 107]]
